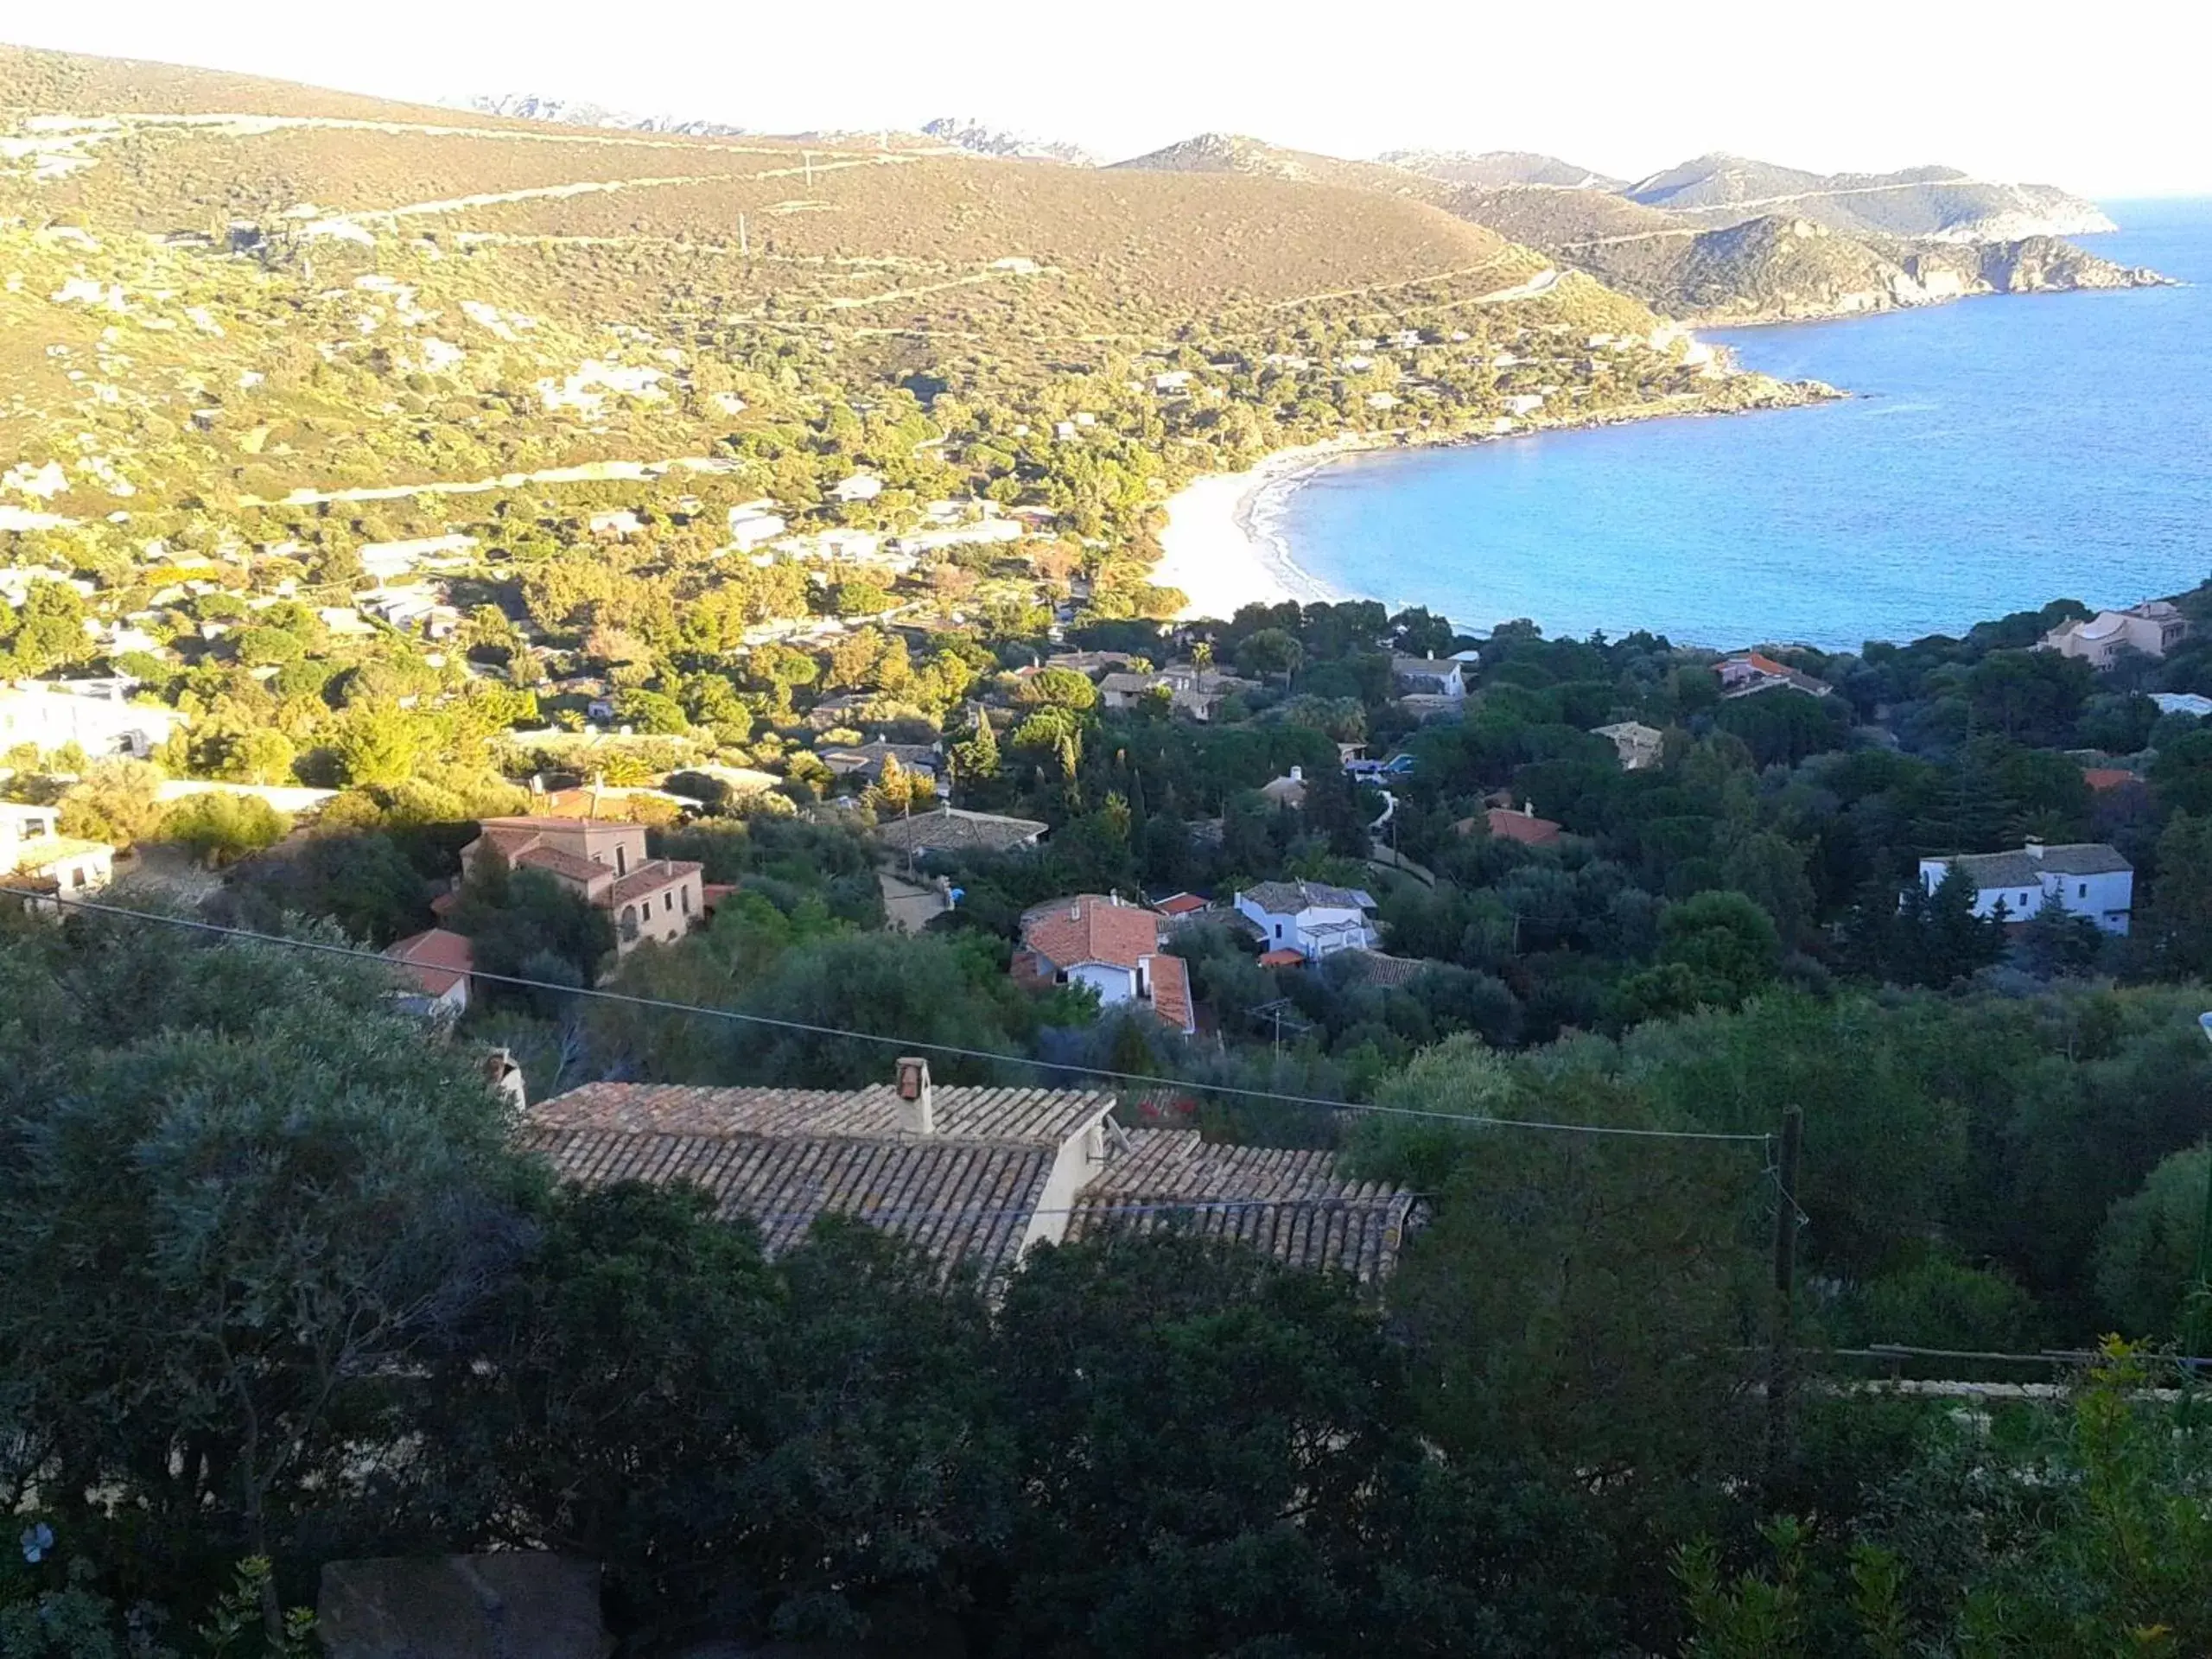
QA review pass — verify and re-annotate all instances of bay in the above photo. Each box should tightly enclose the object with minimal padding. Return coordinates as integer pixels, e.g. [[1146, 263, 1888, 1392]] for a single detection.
[[1270, 199, 2212, 651]]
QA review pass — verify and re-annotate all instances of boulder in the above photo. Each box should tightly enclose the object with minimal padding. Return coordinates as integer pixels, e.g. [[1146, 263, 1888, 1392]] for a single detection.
[[316, 1553, 611, 1658]]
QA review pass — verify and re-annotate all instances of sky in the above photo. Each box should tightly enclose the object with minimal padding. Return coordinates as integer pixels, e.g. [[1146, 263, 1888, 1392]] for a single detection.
[[10, 0, 2210, 196]]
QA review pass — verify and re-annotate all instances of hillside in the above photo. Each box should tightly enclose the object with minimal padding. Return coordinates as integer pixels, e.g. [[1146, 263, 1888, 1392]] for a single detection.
[[0, 42, 1812, 638], [1380, 149, 1627, 192], [1109, 132, 1448, 201], [1623, 152, 2115, 242], [1108, 130, 2162, 324]]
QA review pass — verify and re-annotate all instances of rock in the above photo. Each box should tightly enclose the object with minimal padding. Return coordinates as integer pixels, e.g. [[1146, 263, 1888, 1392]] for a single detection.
[[316, 1553, 612, 1659]]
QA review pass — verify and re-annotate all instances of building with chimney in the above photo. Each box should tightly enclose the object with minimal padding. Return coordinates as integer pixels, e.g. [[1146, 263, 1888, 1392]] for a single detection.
[[1916, 840, 2134, 933], [523, 1059, 1415, 1282], [1013, 893, 1196, 1034]]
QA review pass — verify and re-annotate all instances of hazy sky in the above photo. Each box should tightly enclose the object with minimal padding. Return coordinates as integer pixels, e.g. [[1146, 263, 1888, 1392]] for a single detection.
[[11, 1, 2209, 195]]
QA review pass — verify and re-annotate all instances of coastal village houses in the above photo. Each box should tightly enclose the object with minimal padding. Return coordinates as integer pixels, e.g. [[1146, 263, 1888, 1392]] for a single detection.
[[1012, 894, 1197, 1034], [523, 1058, 1417, 1282], [1234, 880, 1381, 962], [460, 816, 704, 957], [1717, 653, 1832, 699], [2039, 601, 2189, 670], [1917, 840, 2134, 933]]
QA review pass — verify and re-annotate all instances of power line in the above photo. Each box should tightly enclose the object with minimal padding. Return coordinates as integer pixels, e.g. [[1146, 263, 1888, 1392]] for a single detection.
[[8, 888, 1770, 1147]]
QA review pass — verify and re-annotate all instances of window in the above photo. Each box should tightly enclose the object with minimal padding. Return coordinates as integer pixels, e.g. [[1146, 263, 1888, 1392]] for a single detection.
[[619, 905, 639, 942], [2079, 883, 2088, 898], [680, 886, 691, 915], [1274, 923, 1283, 939], [614, 844, 628, 875], [663, 891, 673, 913]]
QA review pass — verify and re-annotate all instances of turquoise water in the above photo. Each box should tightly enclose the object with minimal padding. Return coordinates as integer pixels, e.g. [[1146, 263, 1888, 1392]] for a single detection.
[[1273, 199, 2212, 650]]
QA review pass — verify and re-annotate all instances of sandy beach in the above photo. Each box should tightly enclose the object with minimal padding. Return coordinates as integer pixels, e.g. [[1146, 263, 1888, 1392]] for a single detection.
[[1152, 441, 1363, 620]]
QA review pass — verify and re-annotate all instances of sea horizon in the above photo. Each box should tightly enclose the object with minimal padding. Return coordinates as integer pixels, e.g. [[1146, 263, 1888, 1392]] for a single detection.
[[1255, 197, 2212, 652]]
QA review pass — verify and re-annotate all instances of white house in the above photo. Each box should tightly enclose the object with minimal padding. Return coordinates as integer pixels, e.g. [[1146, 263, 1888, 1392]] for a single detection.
[[726, 502, 789, 550], [0, 679, 184, 759], [2040, 601, 2188, 670], [1390, 657, 1465, 699], [1917, 841, 2134, 934], [1235, 880, 1380, 961], [1013, 893, 1195, 1034], [830, 472, 884, 504], [1, 803, 112, 898]]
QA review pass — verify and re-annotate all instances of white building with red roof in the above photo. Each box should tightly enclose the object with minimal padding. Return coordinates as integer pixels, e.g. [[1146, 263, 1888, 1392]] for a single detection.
[[1013, 893, 1196, 1034], [382, 926, 476, 1018]]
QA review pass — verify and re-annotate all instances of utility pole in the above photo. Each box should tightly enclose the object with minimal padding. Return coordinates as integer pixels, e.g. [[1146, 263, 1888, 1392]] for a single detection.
[[1765, 1105, 1804, 1497], [737, 213, 748, 257], [2190, 1014, 2212, 1368]]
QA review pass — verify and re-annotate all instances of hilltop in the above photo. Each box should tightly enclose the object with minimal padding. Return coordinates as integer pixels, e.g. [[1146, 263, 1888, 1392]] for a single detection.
[[920, 117, 1098, 167], [1380, 149, 1626, 192], [1624, 152, 2115, 242], [1109, 130, 2161, 323]]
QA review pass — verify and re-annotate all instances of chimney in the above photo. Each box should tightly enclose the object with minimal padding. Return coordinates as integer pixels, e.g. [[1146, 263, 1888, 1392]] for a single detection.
[[1289, 765, 1303, 783], [480, 1047, 526, 1112], [894, 1056, 935, 1135], [2024, 838, 2045, 860], [1522, 800, 1535, 817]]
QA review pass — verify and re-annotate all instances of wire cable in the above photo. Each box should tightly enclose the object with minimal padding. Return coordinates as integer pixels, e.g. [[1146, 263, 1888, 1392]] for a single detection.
[[8, 887, 1772, 1147]]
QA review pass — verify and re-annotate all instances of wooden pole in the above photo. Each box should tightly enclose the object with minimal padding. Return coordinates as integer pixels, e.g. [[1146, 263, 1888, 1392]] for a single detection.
[[1766, 1105, 1804, 1497]]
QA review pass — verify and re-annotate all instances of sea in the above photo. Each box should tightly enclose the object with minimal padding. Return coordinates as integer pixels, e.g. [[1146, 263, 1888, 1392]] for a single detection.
[[1268, 198, 2212, 651]]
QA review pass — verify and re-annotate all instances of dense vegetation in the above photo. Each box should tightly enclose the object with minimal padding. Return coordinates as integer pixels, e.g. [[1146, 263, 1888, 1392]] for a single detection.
[[4, 914, 2212, 1657]]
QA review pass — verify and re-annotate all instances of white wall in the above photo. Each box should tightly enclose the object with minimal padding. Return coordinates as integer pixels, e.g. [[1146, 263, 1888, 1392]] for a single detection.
[[1069, 961, 1139, 1005], [1021, 1116, 1109, 1253]]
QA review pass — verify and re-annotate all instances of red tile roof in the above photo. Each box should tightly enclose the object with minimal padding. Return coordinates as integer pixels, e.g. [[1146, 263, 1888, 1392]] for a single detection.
[[383, 927, 474, 998], [514, 844, 608, 886], [607, 858, 702, 909], [2082, 767, 2136, 792], [1020, 894, 1163, 973], [1483, 805, 1563, 846], [1258, 947, 1305, 969], [1148, 952, 1195, 1033], [1068, 1129, 1418, 1281], [1153, 892, 1209, 917]]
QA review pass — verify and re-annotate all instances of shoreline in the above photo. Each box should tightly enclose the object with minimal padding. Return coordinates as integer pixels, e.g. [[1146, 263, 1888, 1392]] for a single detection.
[[1152, 391, 1830, 621]]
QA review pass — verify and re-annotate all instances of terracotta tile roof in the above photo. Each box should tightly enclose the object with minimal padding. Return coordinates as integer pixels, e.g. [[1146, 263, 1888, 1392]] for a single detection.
[[1068, 1129, 1417, 1281], [1020, 893, 1162, 972], [606, 858, 702, 908], [514, 844, 608, 885], [382, 927, 474, 997], [1147, 952, 1195, 1033], [1258, 947, 1306, 969], [2082, 767, 2137, 792], [523, 1078, 1117, 1276], [1330, 948, 1431, 988], [874, 804, 1047, 855], [532, 1080, 1114, 1149], [1483, 805, 1563, 846], [527, 1126, 1052, 1276], [1152, 892, 1209, 917]]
